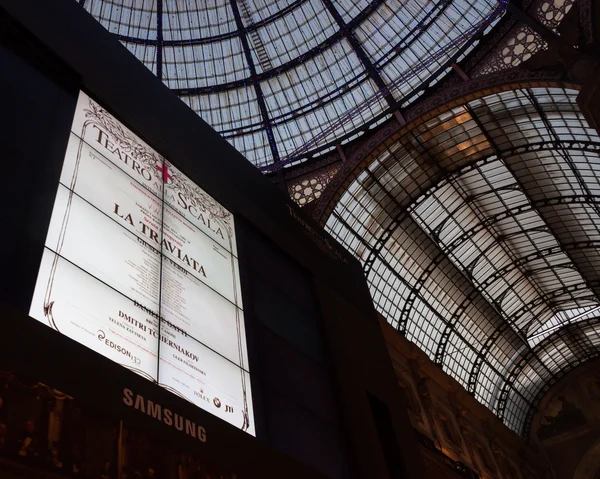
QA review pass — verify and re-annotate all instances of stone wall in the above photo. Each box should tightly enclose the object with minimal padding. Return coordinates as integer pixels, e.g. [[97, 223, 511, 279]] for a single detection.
[[380, 317, 552, 479], [530, 358, 600, 479]]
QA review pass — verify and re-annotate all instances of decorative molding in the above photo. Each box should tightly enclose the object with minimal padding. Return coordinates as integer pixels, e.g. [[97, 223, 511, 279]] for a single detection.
[[464, 16, 519, 74], [381, 321, 550, 478], [530, 0, 577, 29], [288, 164, 340, 206], [472, 25, 547, 77]]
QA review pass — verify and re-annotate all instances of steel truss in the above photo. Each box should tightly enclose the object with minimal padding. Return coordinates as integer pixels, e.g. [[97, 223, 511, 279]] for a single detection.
[[228, 0, 280, 163], [433, 105, 600, 369], [356, 108, 600, 435], [363, 140, 600, 277], [503, 316, 600, 437], [333, 210, 539, 412]]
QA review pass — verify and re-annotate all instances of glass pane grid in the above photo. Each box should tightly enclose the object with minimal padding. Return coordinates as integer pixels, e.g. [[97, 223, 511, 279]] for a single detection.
[[78, 0, 503, 167], [324, 87, 600, 437]]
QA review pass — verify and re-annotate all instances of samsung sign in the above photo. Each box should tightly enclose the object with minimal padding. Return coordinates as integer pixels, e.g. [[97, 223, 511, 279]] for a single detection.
[[123, 388, 207, 442]]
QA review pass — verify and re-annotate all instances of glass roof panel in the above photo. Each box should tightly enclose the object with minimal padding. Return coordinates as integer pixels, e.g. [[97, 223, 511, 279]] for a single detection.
[[261, 39, 369, 121], [78, 0, 503, 167], [226, 130, 272, 168], [162, 38, 248, 88], [271, 79, 386, 158], [353, 0, 431, 61], [162, 0, 236, 40], [122, 41, 157, 74], [325, 87, 600, 435], [86, 0, 158, 39], [250, 0, 336, 72], [180, 87, 260, 130], [333, 0, 371, 24], [410, 161, 577, 335], [357, 0, 497, 101], [243, 0, 298, 23]]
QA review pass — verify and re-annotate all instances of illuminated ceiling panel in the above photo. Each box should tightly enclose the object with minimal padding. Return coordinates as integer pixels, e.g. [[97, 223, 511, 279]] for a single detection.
[[78, 0, 504, 168], [325, 87, 600, 437]]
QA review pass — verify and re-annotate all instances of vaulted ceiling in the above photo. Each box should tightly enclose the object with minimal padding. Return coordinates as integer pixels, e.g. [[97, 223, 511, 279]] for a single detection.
[[74, 0, 599, 438], [324, 85, 600, 436]]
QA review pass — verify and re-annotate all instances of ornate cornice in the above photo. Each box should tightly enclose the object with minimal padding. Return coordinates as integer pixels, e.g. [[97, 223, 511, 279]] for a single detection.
[[283, 151, 340, 181]]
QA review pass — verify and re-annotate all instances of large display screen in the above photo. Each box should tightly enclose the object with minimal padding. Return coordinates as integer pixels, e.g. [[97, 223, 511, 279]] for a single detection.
[[30, 91, 254, 435]]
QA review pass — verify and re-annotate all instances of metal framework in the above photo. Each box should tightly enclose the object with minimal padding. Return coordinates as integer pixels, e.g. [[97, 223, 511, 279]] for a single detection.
[[77, 0, 505, 168], [325, 86, 600, 436], [228, 0, 280, 163], [520, 316, 600, 438], [74, 0, 596, 439], [74, 0, 588, 175], [320, 0, 395, 109]]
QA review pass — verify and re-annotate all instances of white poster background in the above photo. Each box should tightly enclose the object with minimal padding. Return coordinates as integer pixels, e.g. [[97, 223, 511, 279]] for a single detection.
[[29, 249, 159, 381], [70, 93, 163, 200], [60, 134, 163, 244], [46, 185, 161, 313], [158, 322, 254, 435], [31, 90, 255, 435], [163, 204, 242, 307], [70, 91, 237, 256], [161, 260, 248, 370], [59, 134, 242, 308], [164, 160, 237, 256]]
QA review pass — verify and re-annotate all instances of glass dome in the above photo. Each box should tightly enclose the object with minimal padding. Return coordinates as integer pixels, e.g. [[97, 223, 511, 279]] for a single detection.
[[79, 0, 505, 169]]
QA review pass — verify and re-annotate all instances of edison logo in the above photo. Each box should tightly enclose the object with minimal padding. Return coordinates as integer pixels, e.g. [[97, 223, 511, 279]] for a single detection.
[[97, 330, 141, 365]]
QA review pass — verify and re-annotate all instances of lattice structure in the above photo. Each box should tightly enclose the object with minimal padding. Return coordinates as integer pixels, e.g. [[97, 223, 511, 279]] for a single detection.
[[472, 0, 576, 77], [533, 0, 576, 30], [473, 25, 547, 76], [77, 0, 505, 169], [325, 86, 600, 437], [289, 165, 340, 206]]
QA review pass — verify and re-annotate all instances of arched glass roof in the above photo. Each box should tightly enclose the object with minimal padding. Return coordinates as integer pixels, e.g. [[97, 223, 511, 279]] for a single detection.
[[324, 86, 600, 437], [78, 0, 505, 168]]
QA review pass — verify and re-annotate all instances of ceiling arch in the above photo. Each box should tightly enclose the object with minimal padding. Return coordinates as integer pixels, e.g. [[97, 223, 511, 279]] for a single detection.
[[506, 314, 600, 437], [322, 84, 600, 436]]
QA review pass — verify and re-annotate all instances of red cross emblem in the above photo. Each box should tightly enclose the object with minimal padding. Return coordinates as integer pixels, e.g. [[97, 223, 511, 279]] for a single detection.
[[157, 163, 173, 183]]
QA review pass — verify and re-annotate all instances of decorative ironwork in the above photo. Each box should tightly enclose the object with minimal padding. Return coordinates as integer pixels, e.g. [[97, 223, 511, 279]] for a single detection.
[[530, 0, 577, 31], [468, 0, 576, 77], [289, 165, 340, 206], [472, 24, 547, 76], [78, 0, 507, 168]]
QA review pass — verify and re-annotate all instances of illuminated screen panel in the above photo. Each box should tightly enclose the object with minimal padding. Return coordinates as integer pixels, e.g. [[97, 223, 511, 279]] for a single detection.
[[29, 91, 254, 435]]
